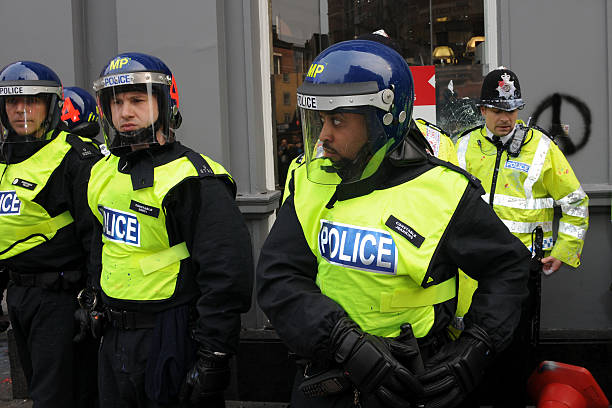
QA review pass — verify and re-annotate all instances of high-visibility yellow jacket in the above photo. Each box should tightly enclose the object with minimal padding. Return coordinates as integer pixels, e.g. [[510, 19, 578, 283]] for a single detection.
[[291, 161, 468, 338], [282, 119, 459, 204], [456, 123, 588, 266], [415, 118, 458, 165]]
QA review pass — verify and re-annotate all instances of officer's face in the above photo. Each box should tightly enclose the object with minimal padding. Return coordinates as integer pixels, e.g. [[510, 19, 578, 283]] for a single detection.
[[110, 91, 158, 134], [480, 107, 519, 136], [5, 95, 48, 138], [318, 112, 368, 162]]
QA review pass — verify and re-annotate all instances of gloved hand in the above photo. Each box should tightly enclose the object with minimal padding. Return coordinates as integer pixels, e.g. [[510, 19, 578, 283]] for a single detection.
[[379, 323, 424, 375], [329, 317, 424, 408], [418, 325, 495, 408], [179, 348, 231, 406], [73, 287, 105, 342]]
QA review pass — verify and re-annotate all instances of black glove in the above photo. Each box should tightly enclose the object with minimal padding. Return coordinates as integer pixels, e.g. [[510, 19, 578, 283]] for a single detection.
[[379, 323, 425, 375], [179, 348, 230, 406], [73, 287, 105, 342], [418, 325, 495, 408], [329, 317, 424, 408]]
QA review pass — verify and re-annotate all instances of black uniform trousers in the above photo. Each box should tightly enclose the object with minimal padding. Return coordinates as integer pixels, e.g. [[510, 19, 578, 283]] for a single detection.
[[99, 308, 200, 408], [7, 285, 81, 408]]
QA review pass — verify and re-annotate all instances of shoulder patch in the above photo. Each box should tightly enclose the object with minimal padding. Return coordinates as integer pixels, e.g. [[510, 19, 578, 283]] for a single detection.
[[65, 133, 101, 160]]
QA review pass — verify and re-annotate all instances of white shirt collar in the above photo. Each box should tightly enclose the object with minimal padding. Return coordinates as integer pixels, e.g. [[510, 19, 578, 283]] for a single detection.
[[485, 124, 517, 144]]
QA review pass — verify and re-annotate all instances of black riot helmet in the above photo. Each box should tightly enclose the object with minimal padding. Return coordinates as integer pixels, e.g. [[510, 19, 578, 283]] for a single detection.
[[477, 67, 525, 111]]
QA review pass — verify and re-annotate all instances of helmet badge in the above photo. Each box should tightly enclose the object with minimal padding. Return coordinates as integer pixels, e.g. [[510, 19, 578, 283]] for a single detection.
[[496, 72, 516, 100]]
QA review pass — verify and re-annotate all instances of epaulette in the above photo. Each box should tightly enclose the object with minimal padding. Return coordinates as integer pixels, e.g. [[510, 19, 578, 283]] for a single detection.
[[183, 150, 215, 177], [414, 117, 449, 136], [65, 133, 102, 160], [295, 153, 305, 164], [530, 125, 558, 144], [427, 155, 482, 189], [457, 124, 483, 139], [181, 147, 237, 197]]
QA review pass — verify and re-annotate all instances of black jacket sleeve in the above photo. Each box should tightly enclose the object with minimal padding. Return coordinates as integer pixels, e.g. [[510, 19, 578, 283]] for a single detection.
[[168, 176, 253, 354], [256, 194, 347, 360], [88, 217, 103, 291], [444, 182, 530, 351], [64, 148, 102, 283]]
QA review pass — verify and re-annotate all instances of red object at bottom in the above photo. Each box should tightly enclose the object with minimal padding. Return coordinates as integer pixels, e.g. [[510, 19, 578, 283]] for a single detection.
[[538, 383, 586, 408], [528, 361, 609, 408]]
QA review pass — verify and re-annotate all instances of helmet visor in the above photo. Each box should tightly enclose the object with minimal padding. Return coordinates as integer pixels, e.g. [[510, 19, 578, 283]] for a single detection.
[[94, 72, 172, 151], [300, 106, 391, 185], [0, 83, 60, 142]]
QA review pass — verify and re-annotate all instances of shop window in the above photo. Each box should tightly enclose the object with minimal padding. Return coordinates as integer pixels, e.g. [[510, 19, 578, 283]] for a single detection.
[[270, 0, 489, 186]]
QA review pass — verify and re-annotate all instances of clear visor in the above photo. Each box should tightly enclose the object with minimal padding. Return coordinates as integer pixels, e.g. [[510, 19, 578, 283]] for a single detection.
[[300, 107, 392, 185], [0, 93, 54, 142], [97, 80, 170, 152]]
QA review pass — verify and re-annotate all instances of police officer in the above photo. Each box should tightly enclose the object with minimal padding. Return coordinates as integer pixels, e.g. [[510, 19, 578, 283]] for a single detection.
[[87, 52, 253, 407], [60, 86, 101, 140], [0, 61, 102, 407], [456, 67, 589, 272], [455, 67, 589, 406], [59, 85, 103, 408], [257, 40, 530, 408]]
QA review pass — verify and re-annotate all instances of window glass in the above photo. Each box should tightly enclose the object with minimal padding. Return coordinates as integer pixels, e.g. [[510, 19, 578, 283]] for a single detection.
[[271, 0, 487, 186]]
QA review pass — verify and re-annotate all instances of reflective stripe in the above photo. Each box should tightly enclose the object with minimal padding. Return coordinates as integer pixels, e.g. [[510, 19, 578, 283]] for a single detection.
[[559, 222, 586, 240], [10, 210, 74, 241], [483, 193, 554, 210], [139, 241, 190, 275], [524, 136, 550, 199], [500, 219, 553, 234], [556, 187, 589, 218], [560, 204, 588, 218], [380, 276, 456, 311], [556, 187, 586, 205], [456, 134, 470, 170]]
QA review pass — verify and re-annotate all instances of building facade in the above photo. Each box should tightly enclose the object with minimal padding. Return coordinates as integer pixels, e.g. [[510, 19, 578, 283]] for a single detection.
[[0, 0, 609, 402]]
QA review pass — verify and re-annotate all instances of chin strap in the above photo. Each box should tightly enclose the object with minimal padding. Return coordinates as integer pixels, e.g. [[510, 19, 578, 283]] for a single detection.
[[326, 145, 373, 182]]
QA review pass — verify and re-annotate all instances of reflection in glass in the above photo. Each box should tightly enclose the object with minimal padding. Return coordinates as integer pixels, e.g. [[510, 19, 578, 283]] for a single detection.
[[270, 0, 488, 184]]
